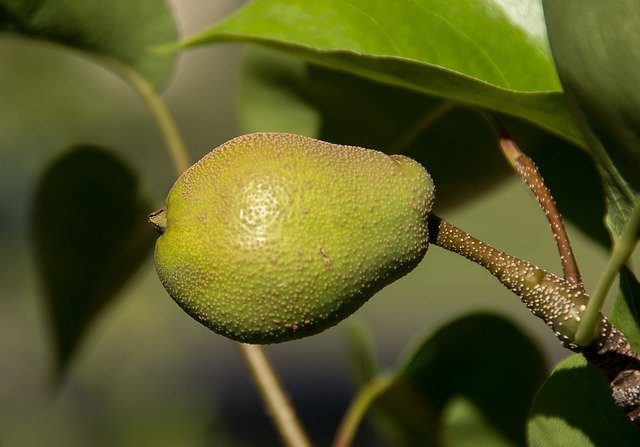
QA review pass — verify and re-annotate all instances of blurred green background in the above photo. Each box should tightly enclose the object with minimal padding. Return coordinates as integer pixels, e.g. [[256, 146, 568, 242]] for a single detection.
[[0, 1, 614, 445]]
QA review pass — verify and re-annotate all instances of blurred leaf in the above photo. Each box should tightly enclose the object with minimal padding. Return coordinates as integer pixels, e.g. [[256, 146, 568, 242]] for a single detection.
[[529, 144, 610, 248], [542, 1, 640, 238], [353, 313, 545, 446], [186, 0, 582, 144], [345, 320, 380, 386], [528, 354, 640, 446], [238, 47, 321, 136], [0, 0, 178, 89], [441, 396, 512, 447], [611, 267, 640, 351], [32, 145, 156, 376], [238, 46, 512, 211]]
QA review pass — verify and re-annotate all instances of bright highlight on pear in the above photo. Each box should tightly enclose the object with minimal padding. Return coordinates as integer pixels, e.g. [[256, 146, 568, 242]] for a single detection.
[[150, 132, 434, 343]]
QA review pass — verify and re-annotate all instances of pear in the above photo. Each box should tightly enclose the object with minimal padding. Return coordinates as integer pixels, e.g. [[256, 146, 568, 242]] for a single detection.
[[150, 132, 434, 343]]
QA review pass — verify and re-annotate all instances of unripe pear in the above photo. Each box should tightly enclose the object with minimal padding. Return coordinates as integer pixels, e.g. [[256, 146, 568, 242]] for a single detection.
[[150, 132, 434, 343]]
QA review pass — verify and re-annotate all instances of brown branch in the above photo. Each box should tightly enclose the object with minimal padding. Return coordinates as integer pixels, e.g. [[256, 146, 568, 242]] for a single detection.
[[493, 123, 584, 290], [428, 213, 640, 424]]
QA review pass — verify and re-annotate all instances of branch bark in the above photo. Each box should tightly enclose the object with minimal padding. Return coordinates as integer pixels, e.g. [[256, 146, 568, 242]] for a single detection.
[[428, 213, 640, 424]]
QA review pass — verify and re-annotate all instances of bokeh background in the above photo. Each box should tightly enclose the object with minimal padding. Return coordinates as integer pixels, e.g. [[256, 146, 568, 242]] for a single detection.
[[0, 1, 615, 445]]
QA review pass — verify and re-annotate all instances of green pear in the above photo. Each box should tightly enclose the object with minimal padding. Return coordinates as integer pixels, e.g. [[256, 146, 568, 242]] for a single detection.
[[150, 132, 434, 343]]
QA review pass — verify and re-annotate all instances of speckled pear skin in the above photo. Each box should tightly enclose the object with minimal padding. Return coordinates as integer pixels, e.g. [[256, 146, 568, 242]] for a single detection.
[[153, 132, 434, 343]]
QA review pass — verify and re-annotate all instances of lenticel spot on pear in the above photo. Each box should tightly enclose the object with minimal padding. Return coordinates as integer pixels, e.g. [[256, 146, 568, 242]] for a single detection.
[[149, 132, 435, 343]]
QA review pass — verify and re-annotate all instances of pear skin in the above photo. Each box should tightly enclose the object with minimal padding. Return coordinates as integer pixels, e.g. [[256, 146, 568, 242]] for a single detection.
[[151, 132, 434, 343]]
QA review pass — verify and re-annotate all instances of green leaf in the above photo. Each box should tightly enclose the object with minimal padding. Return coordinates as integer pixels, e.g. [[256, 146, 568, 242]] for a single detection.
[[442, 396, 513, 447], [542, 1, 640, 238], [355, 313, 546, 446], [0, 0, 178, 89], [238, 46, 512, 211], [528, 354, 640, 446], [345, 320, 381, 386], [238, 46, 321, 137], [611, 267, 640, 351], [185, 0, 582, 144], [32, 145, 156, 376]]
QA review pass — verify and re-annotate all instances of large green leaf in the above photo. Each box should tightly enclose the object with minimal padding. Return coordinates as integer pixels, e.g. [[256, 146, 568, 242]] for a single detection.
[[542, 1, 640, 237], [0, 0, 178, 89], [184, 0, 582, 145], [32, 145, 156, 376], [348, 313, 545, 446], [528, 355, 640, 446]]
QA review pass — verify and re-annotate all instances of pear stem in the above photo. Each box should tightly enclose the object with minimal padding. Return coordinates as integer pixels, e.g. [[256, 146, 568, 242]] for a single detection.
[[112, 60, 313, 447], [426, 214, 588, 351]]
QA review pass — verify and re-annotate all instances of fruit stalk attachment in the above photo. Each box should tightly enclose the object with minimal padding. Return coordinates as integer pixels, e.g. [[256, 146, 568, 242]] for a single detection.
[[427, 213, 640, 423]]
